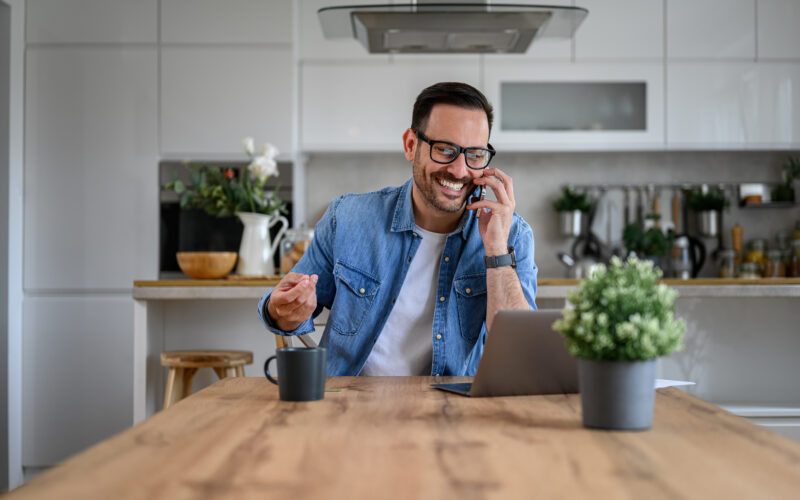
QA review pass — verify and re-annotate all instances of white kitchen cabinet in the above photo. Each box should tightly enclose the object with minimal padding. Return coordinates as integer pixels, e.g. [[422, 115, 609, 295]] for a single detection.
[[301, 60, 481, 151], [161, 0, 292, 44], [757, 0, 800, 59], [24, 47, 159, 290], [483, 62, 665, 150], [667, 62, 800, 148], [574, 0, 663, 60], [26, 0, 157, 44], [22, 296, 133, 465], [667, 0, 755, 59], [160, 47, 293, 157], [299, 0, 387, 61]]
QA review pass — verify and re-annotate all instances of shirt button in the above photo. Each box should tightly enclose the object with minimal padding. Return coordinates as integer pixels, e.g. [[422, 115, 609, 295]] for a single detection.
[[465, 288, 471, 294], [436, 334, 442, 340], [444, 256, 450, 262], [412, 232, 418, 238], [359, 288, 365, 294], [408, 256, 412, 262], [439, 296, 445, 302]]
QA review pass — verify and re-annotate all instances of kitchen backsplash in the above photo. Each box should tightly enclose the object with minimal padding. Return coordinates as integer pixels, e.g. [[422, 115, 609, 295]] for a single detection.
[[304, 151, 800, 278]]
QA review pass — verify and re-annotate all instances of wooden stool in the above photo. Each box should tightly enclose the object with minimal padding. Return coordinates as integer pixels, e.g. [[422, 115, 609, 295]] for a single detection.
[[160, 350, 253, 410]]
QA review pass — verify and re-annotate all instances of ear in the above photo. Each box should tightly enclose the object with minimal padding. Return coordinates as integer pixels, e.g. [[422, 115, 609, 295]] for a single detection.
[[402, 128, 417, 162]]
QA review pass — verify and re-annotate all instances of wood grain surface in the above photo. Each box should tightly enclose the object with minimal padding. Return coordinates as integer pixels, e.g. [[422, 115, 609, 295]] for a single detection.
[[133, 278, 800, 288], [11, 377, 800, 499]]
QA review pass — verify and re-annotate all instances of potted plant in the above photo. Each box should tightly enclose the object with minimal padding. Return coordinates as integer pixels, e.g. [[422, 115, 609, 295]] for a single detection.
[[771, 156, 800, 203], [164, 137, 289, 276], [553, 257, 685, 430], [622, 215, 668, 270], [686, 186, 728, 237], [553, 186, 594, 237]]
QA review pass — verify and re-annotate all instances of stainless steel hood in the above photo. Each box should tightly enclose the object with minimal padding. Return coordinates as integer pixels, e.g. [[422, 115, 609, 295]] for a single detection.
[[318, 2, 588, 54]]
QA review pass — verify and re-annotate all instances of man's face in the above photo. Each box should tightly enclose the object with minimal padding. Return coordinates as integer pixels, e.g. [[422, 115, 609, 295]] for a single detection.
[[409, 104, 490, 214]]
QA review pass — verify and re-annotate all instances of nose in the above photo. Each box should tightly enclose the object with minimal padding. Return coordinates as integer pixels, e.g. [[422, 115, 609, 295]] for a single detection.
[[444, 152, 470, 179]]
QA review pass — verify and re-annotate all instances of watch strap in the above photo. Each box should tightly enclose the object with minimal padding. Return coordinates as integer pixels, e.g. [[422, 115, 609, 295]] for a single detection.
[[484, 246, 516, 269]]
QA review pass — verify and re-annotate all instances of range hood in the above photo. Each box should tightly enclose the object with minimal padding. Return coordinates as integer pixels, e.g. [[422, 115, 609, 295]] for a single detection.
[[318, 2, 588, 54]]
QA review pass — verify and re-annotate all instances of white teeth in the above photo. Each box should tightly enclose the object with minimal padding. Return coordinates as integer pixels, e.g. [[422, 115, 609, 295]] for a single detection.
[[438, 179, 464, 191]]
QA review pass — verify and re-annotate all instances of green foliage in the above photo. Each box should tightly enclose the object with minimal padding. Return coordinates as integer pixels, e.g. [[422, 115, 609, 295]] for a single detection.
[[622, 217, 667, 257], [552, 186, 593, 213], [686, 187, 728, 212], [163, 163, 287, 218], [772, 156, 800, 202], [553, 257, 685, 361]]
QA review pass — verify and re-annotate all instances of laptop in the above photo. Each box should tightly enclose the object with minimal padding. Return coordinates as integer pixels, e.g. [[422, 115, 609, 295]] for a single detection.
[[431, 309, 578, 397]]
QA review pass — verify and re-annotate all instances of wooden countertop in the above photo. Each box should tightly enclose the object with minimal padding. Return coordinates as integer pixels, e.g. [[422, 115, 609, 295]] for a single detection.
[[11, 377, 800, 499]]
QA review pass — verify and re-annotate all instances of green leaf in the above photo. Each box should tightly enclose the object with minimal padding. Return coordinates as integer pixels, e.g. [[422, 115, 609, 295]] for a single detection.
[[173, 180, 185, 194]]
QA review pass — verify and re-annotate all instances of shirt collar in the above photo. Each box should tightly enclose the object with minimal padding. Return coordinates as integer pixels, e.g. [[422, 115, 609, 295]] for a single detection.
[[391, 178, 479, 241]]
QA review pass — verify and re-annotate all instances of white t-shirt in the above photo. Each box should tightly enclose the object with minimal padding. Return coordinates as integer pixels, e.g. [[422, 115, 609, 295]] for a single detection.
[[360, 226, 448, 376]]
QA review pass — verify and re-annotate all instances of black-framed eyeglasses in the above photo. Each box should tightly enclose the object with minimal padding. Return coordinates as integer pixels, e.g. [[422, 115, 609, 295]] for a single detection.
[[415, 130, 496, 170]]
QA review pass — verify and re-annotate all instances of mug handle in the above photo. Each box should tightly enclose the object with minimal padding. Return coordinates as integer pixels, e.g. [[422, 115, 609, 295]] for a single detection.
[[264, 356, 279, 385]]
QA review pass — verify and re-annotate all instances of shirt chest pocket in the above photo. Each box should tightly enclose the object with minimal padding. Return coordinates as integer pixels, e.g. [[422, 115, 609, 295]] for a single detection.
[[331, 262, 381, 336], [453, 274, 487, 341]]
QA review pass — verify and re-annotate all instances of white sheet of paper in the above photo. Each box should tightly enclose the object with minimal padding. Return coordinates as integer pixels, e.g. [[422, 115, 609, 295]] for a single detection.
[[655, 379, 695, 389]]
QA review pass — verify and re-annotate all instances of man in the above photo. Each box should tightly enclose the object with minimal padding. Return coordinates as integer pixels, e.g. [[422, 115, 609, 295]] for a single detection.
[[258, 82, 537, 376]]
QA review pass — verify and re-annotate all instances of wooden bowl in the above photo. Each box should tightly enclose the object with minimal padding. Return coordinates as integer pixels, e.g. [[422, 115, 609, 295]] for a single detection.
[[176, 251, 237, 279]]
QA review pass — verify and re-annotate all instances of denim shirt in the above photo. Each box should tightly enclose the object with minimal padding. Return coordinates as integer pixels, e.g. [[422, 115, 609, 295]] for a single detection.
[[258, 178, 538, 376]]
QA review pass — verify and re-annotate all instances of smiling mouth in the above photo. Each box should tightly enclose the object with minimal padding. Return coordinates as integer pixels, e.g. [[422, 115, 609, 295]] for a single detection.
[[436, 178, 465, 194]]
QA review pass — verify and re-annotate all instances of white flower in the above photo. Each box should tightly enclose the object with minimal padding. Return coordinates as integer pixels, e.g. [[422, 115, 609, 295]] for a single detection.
[[259, 142, 279, 160], [248, 155, 278, 182], [242, 137, 255, 156]]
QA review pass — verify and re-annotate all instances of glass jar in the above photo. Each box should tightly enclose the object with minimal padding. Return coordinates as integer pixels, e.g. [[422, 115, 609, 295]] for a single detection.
[[763, 249, 786, 278], [791, 240, 800, 278], [716, 249, 737, 278], [279, 225, 315, 275], [745, 238, 766, 266], [739, 262, 761, 280]]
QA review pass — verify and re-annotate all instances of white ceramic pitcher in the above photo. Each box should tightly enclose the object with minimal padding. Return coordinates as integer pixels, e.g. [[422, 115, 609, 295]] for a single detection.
[[235, 211, 289, 276]]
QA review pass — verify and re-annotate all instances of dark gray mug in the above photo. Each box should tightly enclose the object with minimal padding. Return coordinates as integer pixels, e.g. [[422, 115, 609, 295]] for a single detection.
[[264, 347, 327, 401]]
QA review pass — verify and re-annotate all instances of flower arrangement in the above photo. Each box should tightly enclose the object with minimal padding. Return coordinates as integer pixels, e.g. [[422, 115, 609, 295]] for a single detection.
[[553, 256, 685, 361], [552, 186, 594, 213], [164, 137, 287, 217]]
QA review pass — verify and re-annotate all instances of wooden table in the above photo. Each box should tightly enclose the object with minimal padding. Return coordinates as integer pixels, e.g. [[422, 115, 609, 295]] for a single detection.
[[13, 377, 800, 499]]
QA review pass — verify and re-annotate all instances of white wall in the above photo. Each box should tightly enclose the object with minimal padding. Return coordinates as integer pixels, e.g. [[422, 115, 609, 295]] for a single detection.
[[0, 1, 10, 492]]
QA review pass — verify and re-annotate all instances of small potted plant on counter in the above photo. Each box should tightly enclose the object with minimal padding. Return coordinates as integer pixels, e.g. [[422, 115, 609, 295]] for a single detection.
[[553, 186, 594, 237], [771, 156, 800, 203], [686, 186, 728, 237], [553, 256, 685, 430], [622, 215, 668, 271]]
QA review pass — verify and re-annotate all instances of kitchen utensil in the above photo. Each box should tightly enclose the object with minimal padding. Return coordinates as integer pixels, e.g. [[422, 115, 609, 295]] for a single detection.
[[557, 251, 599, 279], [670, 235, 706, 279], [176, 251, 237, 279]]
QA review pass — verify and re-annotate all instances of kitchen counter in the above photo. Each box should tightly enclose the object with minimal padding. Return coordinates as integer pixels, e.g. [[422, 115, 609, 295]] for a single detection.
[[132, 278, 800, 441], [133, 278, 800, 299]]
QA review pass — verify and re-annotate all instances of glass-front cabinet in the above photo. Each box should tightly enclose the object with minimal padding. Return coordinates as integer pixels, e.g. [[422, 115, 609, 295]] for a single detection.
[[483, 62, 665, 150]]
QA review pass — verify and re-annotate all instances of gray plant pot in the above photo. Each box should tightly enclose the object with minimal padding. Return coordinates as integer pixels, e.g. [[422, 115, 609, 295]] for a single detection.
[[578, 358, 657, 430], [559, 210, 584, 237], [697, 210, 719, 237]]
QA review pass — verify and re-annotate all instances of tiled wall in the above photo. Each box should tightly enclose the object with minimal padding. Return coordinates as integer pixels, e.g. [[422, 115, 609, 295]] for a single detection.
[[304, 151, 800, 278]]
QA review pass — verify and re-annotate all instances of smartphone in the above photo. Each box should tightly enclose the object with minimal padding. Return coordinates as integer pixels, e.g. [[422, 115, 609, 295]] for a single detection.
[[475, 185, 485, 218]]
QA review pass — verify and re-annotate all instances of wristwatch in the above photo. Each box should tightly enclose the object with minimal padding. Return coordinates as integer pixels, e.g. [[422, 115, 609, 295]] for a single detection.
[[484, 246, 516, 269]]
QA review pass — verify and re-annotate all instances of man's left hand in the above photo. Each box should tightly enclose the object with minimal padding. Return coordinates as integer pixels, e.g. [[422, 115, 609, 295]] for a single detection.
[[466, 168, 515, 256]]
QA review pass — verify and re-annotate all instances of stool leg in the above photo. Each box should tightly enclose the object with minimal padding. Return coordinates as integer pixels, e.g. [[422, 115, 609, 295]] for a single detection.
[[181, 368, 197, 399], [163, 367, 183, 410], [225, 367, 237, 378], [235, 366, 244, 377], [213, 367, 227, 380]]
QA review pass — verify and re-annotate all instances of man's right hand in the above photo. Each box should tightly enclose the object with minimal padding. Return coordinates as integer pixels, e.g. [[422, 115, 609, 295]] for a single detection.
[[267, 273, 319, 332]]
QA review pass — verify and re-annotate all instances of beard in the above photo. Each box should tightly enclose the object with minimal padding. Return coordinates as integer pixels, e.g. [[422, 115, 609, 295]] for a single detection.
[[412, 149, 474, 214]]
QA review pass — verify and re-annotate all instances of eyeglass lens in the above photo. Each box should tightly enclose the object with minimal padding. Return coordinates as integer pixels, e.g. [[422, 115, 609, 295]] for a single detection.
[[430, 142, 490, 169]]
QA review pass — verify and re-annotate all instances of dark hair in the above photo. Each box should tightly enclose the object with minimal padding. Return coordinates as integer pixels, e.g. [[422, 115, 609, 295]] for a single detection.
[[411, 82, 494, 135]]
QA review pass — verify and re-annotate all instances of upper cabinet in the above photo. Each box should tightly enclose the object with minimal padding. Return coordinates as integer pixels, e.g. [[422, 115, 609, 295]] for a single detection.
[[161, 47, 293, 157], [301, 60, 481, 150], [667, 63, 800, 148], [483, 62, 665, 150], [667, 0, 755, 59], [490, 0, 573, 62], [757, 0, 800, 59], [26, 0, 157, 43], [161, 0, 292, 44], [575, 0, 663, 60]]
